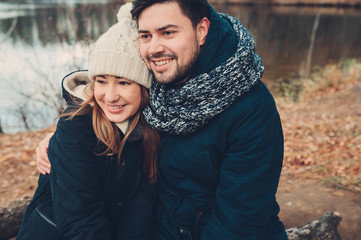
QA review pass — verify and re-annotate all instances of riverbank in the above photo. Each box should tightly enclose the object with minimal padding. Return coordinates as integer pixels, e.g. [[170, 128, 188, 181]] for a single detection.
[[1, 59, 360, 202], [0, 60, 360, 239], [273, 59, 361, 240], [209, 0, 361, 7], [273, 59, 361, 192]]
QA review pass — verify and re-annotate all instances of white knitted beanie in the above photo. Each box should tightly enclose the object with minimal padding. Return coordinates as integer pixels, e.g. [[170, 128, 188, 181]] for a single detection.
[[88, 3, 152, 88]]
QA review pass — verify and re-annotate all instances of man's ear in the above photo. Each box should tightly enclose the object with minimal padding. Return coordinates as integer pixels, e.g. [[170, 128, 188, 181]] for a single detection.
[[197, 17, 210, 46]]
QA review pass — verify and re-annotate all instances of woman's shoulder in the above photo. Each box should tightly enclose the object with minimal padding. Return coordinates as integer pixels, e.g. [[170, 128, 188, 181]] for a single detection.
[[56, 110, 95, 144]]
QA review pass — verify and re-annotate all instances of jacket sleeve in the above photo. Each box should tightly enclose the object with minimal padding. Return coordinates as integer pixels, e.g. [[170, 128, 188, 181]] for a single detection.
[[115, 176, 157, 240], [200, 100, 284, 240], [48, 116, 113, 240]]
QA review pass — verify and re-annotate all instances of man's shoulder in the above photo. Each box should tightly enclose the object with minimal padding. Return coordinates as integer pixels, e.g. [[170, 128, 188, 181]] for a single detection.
[[229, 81, 276, 112]]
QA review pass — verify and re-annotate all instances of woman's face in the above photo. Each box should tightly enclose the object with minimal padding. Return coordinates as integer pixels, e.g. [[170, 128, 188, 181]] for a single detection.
[[94, 75, 142, 123]]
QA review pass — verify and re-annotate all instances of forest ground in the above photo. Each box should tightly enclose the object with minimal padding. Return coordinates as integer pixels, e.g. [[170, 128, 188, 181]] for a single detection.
[[0, 60, 360, 239]]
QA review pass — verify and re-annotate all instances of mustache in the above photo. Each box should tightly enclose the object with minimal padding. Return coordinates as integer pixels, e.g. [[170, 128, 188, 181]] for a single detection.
[[147, 53, 177, 61]]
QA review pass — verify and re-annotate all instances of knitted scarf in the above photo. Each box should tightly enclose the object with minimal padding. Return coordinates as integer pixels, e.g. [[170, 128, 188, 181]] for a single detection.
[[143, 13, 264, 135]]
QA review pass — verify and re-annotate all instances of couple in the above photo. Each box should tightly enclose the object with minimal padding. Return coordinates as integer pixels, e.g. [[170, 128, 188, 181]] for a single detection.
[[18, 0, 288, 239]]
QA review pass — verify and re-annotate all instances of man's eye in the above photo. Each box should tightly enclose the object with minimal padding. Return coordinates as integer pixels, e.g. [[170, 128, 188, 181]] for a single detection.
[[163, 31, 174, 36], [140, 34, 151, 40]]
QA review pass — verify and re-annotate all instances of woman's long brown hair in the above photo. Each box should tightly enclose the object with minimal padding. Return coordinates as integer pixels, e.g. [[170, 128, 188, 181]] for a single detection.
[[62, 81, 160, 184]]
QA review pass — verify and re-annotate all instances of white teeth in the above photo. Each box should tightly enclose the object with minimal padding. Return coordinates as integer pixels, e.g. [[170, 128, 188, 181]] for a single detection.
[[109, 105, 124, 109], [154, 60, 171, 66]]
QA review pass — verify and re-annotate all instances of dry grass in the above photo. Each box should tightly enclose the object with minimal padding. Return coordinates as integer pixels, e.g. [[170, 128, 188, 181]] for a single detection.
[[273, 59, 361, 192]]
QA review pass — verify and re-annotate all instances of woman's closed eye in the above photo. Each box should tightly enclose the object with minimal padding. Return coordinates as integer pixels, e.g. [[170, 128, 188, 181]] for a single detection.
[[119, 81, 130, 86], [95, 79, 106, 84]]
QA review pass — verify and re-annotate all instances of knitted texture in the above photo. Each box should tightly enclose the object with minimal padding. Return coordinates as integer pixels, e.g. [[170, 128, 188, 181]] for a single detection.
[[143, 14, 264, 135], [88, 3, 152, 89]]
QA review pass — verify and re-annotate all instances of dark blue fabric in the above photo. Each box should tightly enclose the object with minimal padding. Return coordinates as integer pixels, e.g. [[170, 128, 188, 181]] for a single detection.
[[17, 113, 156, 240], [16, 175, 62, 240], [154, 82, 287, 240], [190, 5, 238, 79], [151, 3, 286, 239]]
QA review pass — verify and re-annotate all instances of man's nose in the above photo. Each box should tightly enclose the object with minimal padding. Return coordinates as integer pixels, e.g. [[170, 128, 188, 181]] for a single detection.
[[148, 36, 165, 56]]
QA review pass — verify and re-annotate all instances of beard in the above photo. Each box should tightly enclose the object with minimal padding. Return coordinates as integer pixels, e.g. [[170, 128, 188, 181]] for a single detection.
[[153, 58, 197, 85], [147, 48, 199, 85]]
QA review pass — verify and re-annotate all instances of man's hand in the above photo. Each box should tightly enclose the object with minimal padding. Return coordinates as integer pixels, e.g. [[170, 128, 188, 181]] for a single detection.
[[36, 132, 53, 175]]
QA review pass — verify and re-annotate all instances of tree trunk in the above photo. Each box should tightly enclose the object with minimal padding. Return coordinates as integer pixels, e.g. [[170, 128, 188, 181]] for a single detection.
[[287, 211, 342, 240], [0, 196, 31, 240]]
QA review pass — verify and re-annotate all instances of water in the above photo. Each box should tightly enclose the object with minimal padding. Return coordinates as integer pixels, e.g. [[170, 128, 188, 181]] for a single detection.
[[0, 1, 360, 133], [224, 5, 361, 81]]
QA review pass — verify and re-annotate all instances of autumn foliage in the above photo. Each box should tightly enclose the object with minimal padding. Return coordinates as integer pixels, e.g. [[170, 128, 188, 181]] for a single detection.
[[273, 59, 361, 192], [0, 60, 360, 206]]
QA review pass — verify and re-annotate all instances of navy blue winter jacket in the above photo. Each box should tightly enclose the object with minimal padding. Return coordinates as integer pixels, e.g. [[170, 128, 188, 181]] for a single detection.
[[153, 5, 287, 240], [17, 108, 156, 240], [154, 82, 286, 240]]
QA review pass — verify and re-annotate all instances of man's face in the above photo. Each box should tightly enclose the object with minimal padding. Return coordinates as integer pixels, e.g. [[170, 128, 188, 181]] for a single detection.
[[138, 2, 208, 84]]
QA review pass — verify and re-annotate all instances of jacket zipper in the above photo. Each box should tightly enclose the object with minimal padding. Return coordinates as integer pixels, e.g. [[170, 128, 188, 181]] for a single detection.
[[35, 207, 57, 228]]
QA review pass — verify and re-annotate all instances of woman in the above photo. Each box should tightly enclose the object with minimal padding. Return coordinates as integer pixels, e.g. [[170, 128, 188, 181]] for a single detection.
[[16, 3, 159, 240]]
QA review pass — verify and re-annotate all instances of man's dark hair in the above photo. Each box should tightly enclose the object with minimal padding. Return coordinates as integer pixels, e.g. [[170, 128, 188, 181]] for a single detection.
[[131, 0, 210, 28]]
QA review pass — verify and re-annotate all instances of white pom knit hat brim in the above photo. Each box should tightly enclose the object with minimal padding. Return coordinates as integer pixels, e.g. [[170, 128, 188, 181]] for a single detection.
[[88, 2, 152, 89], [89, 50, 152, 89]]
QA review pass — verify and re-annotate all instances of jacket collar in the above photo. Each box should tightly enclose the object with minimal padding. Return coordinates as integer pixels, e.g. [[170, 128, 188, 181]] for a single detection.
[[189, 5, 238, 79]]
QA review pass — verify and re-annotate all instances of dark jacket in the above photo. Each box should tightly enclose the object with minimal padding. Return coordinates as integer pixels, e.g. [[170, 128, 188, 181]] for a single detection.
[[17, 73, 156, 240], [153, 6, 287, 240], [155, 82, 286, 240]]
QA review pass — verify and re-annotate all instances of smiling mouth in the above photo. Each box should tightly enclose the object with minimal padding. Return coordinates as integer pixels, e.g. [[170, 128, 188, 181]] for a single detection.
[[107, 104, 126, 112], [109, 105, 125, 109], [153, 59, 171, 66]]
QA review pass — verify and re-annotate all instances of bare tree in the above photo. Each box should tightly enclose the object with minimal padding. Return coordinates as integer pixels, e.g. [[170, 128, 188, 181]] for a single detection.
[[0, 118, 4, 134], [304, 0, 323, 77], [0, 1, 101, 132], [16, 105, 31, 132]]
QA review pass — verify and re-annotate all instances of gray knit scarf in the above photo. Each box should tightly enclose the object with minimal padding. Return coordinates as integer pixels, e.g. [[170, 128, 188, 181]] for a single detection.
[[143, 14, 264, 135]]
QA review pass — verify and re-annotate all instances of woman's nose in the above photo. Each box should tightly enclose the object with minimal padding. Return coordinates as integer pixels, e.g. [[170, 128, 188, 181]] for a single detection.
[[105, 87, 120, 103]]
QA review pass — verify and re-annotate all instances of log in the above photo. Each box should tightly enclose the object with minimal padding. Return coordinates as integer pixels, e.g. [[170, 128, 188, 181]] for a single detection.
[[0, 196, 343, 240], [287, 211, 342, 240], [0, 196, 31, 240]]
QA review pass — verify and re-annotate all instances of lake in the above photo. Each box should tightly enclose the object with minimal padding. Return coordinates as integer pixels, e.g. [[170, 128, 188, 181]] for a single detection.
[[0, 1, 360, 133]]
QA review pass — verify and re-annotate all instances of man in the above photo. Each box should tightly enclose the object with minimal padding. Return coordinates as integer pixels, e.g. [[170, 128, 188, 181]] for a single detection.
[[37, 0, 287, 239]]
